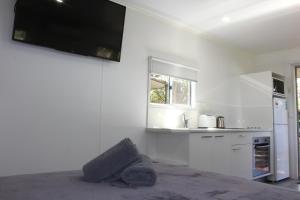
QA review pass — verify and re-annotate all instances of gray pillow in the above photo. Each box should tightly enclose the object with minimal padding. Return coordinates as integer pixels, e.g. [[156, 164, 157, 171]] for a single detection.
[[82, 138, 139, 182]]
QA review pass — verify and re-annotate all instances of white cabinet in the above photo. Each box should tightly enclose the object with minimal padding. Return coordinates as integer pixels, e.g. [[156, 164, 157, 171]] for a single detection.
[[147, 129, 272, 179], [189, 134, 214, 171], [230, 132, 251, 145], [189, 133, 231, 174], [229, 132, 253, 179], [190, 132, 251, 177], [212, 134, 231, 174], [230, 144, 252, 179]]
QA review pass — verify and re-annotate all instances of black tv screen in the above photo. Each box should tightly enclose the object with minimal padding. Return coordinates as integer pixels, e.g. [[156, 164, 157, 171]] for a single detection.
[[12, 0, 126, 62]]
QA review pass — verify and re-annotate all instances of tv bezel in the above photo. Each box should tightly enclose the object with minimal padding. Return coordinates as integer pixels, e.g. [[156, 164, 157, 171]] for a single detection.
[[12, 0, 126, 62]]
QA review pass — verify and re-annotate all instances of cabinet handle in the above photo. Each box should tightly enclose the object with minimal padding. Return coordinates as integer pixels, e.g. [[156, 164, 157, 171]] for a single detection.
[[255, 145, 270, 149], [201, 136, 213, 138], [215, 135, 224, 138], [239, 135, 246, 138], [232, 148, 241, 151]]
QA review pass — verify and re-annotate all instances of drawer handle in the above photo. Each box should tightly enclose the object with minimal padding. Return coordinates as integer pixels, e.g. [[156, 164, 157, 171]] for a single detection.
[[201, 136, 213, 138], [239, 135, 246, 137], [215, 135, 224, 138], [255, 145, 270, 149], [232, 148, 241, 151]]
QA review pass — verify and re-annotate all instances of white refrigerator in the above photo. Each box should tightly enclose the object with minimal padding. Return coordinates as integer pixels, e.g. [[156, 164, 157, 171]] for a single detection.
[[271, 97, 290, 181]]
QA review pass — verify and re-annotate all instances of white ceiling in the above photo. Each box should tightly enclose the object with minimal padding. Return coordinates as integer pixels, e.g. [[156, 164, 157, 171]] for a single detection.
[[117, 0, 300, 53]]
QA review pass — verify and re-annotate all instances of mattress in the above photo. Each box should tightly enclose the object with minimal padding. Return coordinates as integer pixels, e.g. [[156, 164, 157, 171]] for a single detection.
[[0, 163, 299, 200]]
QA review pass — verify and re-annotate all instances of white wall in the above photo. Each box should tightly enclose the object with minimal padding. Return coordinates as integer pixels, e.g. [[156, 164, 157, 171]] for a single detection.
[[99, 8, 201, 152], [196, 39, 255, 128], [100, 7, 256, 152], [239, 71, 273, 129], [0, 0, 102, 176], [0, 0, 255, 176], [146, 39, 256, 129], [254, 47, 300, 179]]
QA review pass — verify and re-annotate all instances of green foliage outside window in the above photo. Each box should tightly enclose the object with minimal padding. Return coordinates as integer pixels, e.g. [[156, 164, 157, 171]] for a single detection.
[[150, 73, 192, 106], [150, 74, 169, 104]]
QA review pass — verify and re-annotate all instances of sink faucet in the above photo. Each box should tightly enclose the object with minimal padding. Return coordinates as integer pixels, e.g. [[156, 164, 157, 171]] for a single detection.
[[183, 113, 189, 128]]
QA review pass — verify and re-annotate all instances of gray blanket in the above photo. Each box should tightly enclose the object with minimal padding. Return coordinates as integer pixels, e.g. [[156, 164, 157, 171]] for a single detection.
[[0, 163, 299, 200], [120, 155, 156, 186], [82, 138, 139, 182]]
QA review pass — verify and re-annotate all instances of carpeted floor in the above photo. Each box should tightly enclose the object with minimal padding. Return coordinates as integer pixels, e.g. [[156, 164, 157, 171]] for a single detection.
[[1, 163, 300, 200]]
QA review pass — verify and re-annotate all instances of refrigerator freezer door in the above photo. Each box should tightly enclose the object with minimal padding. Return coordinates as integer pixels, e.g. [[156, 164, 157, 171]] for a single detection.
[[274, 124, 290, 181], [273, 98, 288, 124]]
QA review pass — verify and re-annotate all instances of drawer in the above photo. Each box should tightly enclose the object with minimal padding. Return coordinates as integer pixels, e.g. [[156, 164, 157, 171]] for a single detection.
[[231, 133, 251, 145]]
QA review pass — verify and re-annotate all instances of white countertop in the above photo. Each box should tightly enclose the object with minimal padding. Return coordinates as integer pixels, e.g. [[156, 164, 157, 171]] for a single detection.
[[146, 127, 272, 134]]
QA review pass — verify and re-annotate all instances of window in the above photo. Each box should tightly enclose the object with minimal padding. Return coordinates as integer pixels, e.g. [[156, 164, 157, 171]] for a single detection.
[[150, 74, 169, 104], [171, 77, 190, 105], [150, 73, 195, 106], [148, 57, 198, 107]]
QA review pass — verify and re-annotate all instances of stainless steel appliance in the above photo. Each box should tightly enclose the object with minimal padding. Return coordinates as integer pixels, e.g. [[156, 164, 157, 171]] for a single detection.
[[253, 137, 271, 178], [216, 116, 225, 128]]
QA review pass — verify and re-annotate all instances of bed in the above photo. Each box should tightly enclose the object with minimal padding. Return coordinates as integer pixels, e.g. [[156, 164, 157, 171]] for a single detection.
[[0, 163, 299, 200]]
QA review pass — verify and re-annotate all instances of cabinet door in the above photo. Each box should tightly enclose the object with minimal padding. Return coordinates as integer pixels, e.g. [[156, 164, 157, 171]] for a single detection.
[[230, 144, 252, 179], [211, 134, 231, 174], [231, 132, 251, 145], [189, 134, 213, 171]]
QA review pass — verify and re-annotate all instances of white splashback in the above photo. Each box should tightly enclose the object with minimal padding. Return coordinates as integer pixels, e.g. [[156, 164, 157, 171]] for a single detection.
[[199, 71, 275, 129], [197, 102, 244, 128], [197, 75, 244, 128], [239, 71, 273, 129], [147, 105, 198, 128], [147, 75, 252, 129]]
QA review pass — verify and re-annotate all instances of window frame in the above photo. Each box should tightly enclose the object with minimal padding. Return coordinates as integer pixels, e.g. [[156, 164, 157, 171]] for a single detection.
[[148, 73, 196, 108]]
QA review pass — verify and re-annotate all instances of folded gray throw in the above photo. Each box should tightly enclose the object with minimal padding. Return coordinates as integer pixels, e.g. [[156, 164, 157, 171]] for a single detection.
[[120, 155, 157, 187], [82, 138, 139, 182]]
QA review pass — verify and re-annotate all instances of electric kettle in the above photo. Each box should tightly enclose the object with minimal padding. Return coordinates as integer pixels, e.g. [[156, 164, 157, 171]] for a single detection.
[[216, 116, 225, 129]]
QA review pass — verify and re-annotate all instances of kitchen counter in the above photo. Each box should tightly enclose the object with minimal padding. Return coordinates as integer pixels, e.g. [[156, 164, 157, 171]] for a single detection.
[[146, 127, 272, 180], [146, 127, 272, 134]]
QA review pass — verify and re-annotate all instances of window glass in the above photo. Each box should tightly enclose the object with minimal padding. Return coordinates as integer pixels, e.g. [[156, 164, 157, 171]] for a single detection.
[[150, 73, 195, 106], [170, 77, 190, 105], [150, 74, 169, 104]]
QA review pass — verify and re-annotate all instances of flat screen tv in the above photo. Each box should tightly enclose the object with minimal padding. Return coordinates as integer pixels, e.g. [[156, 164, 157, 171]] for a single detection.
[[12, 0, 126, 62]]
